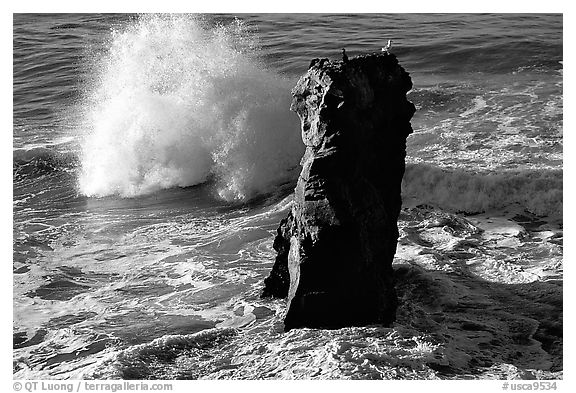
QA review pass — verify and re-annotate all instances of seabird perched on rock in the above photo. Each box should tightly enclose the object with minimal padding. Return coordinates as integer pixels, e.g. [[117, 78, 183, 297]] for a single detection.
[[342, 48, 349, 63], [381, 40, 392, 53]]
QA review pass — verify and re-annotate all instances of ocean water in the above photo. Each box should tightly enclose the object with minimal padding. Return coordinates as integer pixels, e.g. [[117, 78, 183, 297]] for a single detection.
[[13, 13, 563, 379]]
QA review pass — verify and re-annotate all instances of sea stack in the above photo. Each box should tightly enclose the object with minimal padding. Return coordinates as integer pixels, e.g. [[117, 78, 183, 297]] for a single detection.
[[262, 52, 415, 330]]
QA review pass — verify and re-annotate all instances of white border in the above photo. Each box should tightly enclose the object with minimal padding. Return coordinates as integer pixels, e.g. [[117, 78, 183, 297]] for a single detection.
[[3, 3, 572, 390]]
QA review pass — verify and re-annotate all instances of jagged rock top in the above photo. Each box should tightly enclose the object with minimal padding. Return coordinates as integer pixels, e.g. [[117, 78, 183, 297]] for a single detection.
[[262, 52, 415, 330], [303, 53, 413, 98], [291, 52, 414, 150]]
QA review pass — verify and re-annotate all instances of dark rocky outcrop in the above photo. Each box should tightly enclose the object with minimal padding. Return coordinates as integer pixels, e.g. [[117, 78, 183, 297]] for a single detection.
[[262, 52, 415, 330], [261, 212, 293, 298]]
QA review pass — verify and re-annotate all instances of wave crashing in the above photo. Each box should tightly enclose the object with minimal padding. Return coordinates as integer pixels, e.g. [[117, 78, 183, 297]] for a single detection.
[[403, 163, 562, 219], [78, 15, 303, 201]]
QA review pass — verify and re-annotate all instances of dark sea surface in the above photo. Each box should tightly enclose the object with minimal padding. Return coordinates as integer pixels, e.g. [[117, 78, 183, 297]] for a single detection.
[[13, 14, 562, 379]]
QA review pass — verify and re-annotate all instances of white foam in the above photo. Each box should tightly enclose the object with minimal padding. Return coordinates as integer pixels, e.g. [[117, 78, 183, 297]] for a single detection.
[[459, 96, 487, 117], [78, 15, 303, 201]]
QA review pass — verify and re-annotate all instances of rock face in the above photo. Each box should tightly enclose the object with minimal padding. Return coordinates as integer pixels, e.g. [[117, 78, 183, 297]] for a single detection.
[[262, 53, 415, 330]]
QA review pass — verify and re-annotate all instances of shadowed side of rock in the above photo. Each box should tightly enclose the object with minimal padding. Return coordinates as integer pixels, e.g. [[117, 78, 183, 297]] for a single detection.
[[262, 53, 415, 330], [261, 211, 293, 298]]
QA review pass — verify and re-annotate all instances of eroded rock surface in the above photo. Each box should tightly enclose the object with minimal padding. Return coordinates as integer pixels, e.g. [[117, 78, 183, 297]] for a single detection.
[[263, 53, 415, 330]]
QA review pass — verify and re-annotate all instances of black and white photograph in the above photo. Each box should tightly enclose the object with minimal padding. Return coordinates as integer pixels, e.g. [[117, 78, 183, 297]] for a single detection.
[[11, 7, 565, 384]]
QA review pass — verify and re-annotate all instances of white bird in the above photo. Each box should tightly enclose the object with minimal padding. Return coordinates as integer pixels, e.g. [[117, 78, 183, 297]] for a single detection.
[[382, 39, 392, 53]]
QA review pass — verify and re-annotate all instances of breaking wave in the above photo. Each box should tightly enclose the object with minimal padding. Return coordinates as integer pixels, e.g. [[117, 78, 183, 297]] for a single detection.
[[78, 14, 303, 201], [14, 147, 78, 181], [402, 163, 563, 219]]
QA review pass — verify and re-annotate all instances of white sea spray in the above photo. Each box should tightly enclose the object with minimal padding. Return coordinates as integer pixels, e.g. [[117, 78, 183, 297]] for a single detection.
[[79, 14, 303, 201]]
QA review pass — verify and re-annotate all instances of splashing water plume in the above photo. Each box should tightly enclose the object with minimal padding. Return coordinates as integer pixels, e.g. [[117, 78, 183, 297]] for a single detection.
[[79, 15, 303, 201]]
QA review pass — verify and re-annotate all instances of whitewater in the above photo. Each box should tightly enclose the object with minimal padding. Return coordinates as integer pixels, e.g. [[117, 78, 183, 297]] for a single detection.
[[13, 14, 562, 380], [78, 15, 303, 200]]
